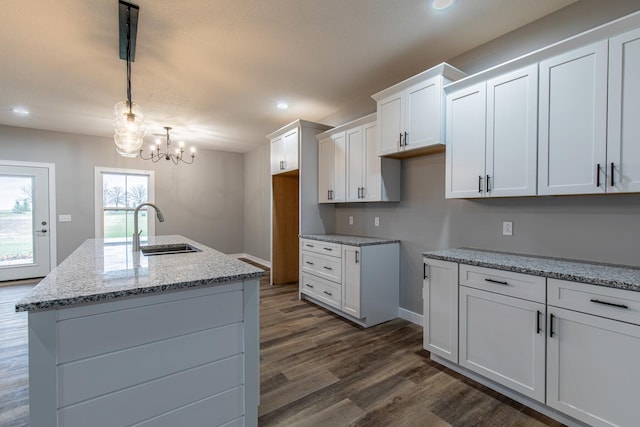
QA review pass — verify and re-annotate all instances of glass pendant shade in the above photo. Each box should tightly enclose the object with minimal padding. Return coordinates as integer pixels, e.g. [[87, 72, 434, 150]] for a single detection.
[[113, 100, 146, 157]]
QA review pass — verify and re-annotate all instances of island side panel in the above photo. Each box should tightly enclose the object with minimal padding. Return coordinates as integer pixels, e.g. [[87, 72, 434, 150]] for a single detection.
[[28, 309, 58, 427], [244, 279, 260, 427], [28, 281, 257, 427]]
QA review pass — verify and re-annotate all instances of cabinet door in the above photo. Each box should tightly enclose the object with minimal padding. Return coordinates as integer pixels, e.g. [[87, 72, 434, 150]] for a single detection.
[[342, 245, 361, 318], [459, 286, 545, 402], [538, 41, 608, 195], [486, 65, 538, 197], [423, 259, 458, 363], [405, 77, 440, 150], [346, 127, 365, 202], [332, 132, 346, 202], [318, 137, 334, 203], [608, 28, 640, 193], [363, 122, 382, 202], [270, 136, 285, 174], [547, 307, 640, 427], [377, 94, 403, 156], [282, 128, 299, 171], [445, 82, 487, 199]]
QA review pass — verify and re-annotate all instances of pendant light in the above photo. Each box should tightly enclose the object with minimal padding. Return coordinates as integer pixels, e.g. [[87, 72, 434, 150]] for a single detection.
[[113, 1, 146, 157]]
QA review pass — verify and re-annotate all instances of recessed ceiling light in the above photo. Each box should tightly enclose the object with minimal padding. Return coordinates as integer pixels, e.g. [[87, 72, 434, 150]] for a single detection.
[[277, 102, 288, 110], [12, 107, 30, 116], [432, 0, 454, 10]]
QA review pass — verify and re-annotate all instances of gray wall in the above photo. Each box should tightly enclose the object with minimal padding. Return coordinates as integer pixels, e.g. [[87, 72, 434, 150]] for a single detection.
[[1, 125, 244, 263], [243, 142, 271, 262]]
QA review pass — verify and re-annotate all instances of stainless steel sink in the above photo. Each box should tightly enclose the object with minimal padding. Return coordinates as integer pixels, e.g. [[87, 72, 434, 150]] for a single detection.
[[140, 243, 201, 256]]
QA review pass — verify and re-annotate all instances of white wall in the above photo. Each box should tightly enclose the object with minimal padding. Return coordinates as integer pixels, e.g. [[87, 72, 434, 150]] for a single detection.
[[1, 125, 245, 263], [243, 142, 271, 261]]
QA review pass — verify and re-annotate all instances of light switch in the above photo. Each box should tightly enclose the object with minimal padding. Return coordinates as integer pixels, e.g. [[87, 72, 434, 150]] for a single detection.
[[374, 217, 380, 227], [59, 214, 71, 222]]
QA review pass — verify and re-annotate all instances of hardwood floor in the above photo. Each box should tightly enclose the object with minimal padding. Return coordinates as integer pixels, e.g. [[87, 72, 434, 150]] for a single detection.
[[0, 265, 563, 426]]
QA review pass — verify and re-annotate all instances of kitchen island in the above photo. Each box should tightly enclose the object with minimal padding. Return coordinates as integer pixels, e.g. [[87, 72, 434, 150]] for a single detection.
[[16, 235, 264, 427]]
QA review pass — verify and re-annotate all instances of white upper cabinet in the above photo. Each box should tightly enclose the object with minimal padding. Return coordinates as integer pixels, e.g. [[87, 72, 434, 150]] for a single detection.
[[608, 27, 640, 193], [538, 41, 608, 195], [445, 82, 487, 198], [317, 114, 400, 203], [270, 128, 299, 175], [486, 65, 538, 197], [446, 65, 539, 199], [372, 63, 466, 159]]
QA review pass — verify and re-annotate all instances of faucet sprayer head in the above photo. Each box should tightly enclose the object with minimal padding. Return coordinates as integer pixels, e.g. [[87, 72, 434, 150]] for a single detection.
[[156, 209, 165, 222]]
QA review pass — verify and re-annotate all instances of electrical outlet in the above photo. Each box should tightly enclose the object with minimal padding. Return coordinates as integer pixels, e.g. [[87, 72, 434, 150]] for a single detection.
[[503, 221, 513, 236], [349, 216, 353, 225], [374, 217, 380, 227], [59, 214, 71, 222]]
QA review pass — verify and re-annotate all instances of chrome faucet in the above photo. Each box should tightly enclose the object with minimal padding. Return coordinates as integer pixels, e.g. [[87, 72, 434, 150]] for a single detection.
[[132, 202, 165, 252]]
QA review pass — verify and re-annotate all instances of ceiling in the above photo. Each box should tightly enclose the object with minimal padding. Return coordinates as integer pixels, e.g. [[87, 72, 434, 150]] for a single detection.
[[0, 0, 578, 153]]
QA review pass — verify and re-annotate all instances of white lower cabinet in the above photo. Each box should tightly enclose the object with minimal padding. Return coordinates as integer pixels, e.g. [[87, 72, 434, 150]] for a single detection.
[[459, 286, 545, 402], [301, 238, 399, 327], [547, 279, 640, 427], [423, 259, 458, 363]]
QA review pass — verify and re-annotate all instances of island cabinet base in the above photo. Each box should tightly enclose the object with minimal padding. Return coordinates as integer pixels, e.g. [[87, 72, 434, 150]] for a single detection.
[[28, 280, 259, 427]]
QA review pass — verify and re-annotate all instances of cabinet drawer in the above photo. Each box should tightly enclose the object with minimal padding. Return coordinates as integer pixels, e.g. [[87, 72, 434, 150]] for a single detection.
[[459, 265, 545, 303], [548, 279, 640, 325], [300, 239, 341, 258], [301, 251, 341, 283], [300, 273, 341, 310]]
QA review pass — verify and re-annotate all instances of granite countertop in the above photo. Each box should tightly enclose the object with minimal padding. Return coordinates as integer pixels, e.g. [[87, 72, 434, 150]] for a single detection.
[[423, 248, 640, 292], [16, 235, 265, 312], [301, 234, 400, 247]]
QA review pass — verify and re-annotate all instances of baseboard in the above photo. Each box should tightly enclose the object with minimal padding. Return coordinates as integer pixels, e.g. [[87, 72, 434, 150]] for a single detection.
[[229, 253, 271, 269], [398, 307, 423, 326]]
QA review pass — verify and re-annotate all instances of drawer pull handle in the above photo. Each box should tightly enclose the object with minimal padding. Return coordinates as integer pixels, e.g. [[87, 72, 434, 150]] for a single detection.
[[485, 278, 508, 285], [306, 244, 314, 248], [590, 299, 628, 309], [323, 290, 333, 296], [423, 263, 428, 280], [305, 261, 314, 265], [549, 313, 555, 338], [323, 266, 333, 270], [323, 247, 333, 251], [306, 284, 314, 288], [536, 310, 542, 334]]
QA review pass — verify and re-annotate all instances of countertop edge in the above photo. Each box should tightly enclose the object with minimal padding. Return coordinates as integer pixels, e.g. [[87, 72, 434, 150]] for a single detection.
[[300, 234, 400, 247]]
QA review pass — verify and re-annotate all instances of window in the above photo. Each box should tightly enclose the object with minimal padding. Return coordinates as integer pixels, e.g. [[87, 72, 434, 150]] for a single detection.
[[95, 167, 155, 244]]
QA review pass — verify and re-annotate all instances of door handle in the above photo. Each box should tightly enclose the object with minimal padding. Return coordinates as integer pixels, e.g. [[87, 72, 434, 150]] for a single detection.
[[596, 163, 601, 187], [610, 162, 615, 187], [478, 175, 483, 193], [404, 132, 408, 146], [399, 132, 404, 147], [486, 175, 490, 193], [536, 310, 542, 334]]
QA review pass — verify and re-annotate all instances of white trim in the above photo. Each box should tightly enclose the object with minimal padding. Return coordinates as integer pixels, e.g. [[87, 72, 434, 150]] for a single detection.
[[228, 253, 271, 269], [0, 160, 57, 270], [94, 167, 155, 239], [398, 307, 424, 326]]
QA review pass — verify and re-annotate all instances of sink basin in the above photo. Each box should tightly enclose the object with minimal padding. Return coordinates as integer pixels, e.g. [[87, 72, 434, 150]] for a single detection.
[[140, 243, 201, 256]]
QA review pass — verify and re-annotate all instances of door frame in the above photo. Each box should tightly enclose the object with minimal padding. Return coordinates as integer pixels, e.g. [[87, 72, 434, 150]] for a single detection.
[[0, 160, 57, 273]]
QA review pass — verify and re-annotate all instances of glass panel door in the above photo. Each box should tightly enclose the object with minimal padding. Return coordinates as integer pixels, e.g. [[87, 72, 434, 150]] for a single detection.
[[0, 165, 51, 281]]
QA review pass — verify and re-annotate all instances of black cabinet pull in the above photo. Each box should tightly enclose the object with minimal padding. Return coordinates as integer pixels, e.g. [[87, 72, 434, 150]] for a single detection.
[[590, 299, 628, 309], [355, 251, 359, 264], [404, 132, 408, 146], [484, 278, 508, 285], [611, 162, 615, 187], [306, 244, 314, 248], [536, 310, 542, 334], [399, 132, 404, 147], [306, 284, 314, 288], [486, 175, 490, 192], [478, 175, 483, 193], [323, 266, 333, 271], [549, 313, 555, 338], [423, 263, 428, 280], [305, 261, 314, 265], [323, 290, 333, 296], [596, 163, 601, 187], [361, 187, 365, 199], [323, 247, 333, 251]]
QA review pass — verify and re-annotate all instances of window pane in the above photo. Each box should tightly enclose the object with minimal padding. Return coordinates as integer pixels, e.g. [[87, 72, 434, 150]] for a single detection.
[[0, 175, 34, 266], [103, 174, 127, 208], [103, 210, 148, 244], [127, 175, 149, 208]]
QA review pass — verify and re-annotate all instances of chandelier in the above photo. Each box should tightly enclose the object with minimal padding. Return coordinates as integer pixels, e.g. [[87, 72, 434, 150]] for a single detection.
[[139, 127, 196, 165], [113, 0, 146, 157]]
